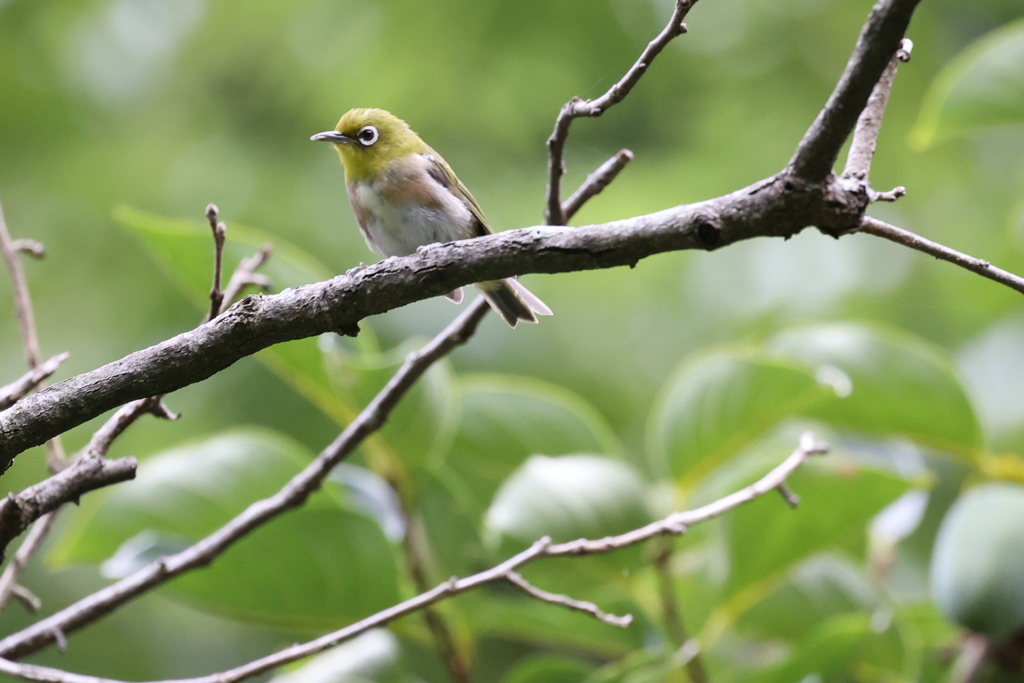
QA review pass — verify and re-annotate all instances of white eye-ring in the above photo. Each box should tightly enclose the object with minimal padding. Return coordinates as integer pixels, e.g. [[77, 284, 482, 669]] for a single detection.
[[357, 126, 379, 146]]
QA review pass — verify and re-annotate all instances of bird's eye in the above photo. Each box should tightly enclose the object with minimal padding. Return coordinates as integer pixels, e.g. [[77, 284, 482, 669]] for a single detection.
[[357, 126, 379, 146]]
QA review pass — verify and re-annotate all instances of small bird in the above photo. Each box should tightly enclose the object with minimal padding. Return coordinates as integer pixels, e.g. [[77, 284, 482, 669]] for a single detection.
[[311, 108, 551, 327]]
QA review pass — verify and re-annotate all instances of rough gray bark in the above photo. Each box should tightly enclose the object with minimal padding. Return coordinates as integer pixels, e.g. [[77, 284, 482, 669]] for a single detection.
[[0, 171, 864, 471]]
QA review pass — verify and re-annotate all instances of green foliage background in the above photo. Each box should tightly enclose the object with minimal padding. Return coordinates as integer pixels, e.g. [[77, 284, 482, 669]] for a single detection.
[[1, 0, 1024, 681]]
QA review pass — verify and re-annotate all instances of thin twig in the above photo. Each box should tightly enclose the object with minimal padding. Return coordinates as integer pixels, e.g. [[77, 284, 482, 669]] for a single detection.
[[205, 204, 226, 322], [0, 513, 58, 618], [0, 433, 826, 681], [0, 354, 68, 411], [399, 509, 472, 683], [219, 245, 272, 316], [859, 216, 1024, 296], [0, 199, 70, 615], [0, 200, 67, 473], [653, 543, 709, 683], [9, 585, 41, 614], [776, 482, 800, 508], [843, 39, 913, 180], [0, 454, 137, 560], [545, 0, 693, 225], [561, 149, 634, 223], [0, 200, 43, 369], [0, 297, 491, 660], [789, 0, 921, 181], [84, 397, 179, 460], [506, 571, 632, 628], [950, 634, 990, 683]]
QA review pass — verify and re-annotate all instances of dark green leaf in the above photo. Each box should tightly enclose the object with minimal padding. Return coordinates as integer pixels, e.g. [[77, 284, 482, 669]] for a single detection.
[[647, 347, 828, 484], [911, 18, 1024, 148], [485, 454, 650, 545], [51, 429, 399, 628], [441, 374, 619, 513], [769, 323, 982, 455]]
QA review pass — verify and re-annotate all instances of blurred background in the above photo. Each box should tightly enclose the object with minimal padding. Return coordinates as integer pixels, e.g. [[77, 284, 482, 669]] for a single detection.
[[1, 0, 1024, 681]]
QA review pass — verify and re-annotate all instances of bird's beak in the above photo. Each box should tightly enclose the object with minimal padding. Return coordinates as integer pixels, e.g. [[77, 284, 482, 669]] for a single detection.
[[310, 131, 352, 144]]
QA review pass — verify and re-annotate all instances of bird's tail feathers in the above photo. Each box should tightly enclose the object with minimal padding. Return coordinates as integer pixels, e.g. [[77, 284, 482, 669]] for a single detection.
[[476, 279, 551, 328]]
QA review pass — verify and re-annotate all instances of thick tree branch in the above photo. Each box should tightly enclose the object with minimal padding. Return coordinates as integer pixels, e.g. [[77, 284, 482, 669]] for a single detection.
[[545, 0, 693, 224], [0, 433, 826, 682], [859, 216, 1024, 296], [789, 0, 921, 181], [0, 354, 68, 411], [0, 297, 490, 660], [0, 169, 871, 469]]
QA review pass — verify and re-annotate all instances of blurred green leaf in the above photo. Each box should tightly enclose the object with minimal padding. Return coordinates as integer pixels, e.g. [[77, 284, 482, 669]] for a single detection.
[[769, 323, 982, 456], [270, 630, 414, 683], [441, 374, 620, 512], [500, 655, 596, 683], [747, 613, 873, 683], [722, 459, 911, 598], [911, 18, 1024, 148], [463, 592, 645, 659], [52, 428, 315, 565], [485, 454, 650, 545], [737, 554, 880, 642], [931, 482, 1024, 639], [330, 463, 406, 542], [114, 204, 334, 308], [322, 335, 458, 466], [647, 347, 828, 484], [51, 428, 399, 628], [114, 205, 369, 427], [413, 466, 484, 577]]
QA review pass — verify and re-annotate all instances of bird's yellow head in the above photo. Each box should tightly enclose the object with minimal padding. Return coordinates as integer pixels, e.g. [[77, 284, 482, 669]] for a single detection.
[[311, 108, 428, 183]]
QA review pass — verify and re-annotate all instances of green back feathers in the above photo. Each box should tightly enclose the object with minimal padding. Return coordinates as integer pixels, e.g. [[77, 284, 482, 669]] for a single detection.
[[332, 108, 429, 183]]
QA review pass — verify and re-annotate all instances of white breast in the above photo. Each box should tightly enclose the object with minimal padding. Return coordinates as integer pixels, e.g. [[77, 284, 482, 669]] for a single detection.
[[353, 157, 476, 258]]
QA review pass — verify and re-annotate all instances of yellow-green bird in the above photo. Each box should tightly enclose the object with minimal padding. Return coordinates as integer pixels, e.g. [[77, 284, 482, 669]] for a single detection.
[[311, 108, 551, 327]]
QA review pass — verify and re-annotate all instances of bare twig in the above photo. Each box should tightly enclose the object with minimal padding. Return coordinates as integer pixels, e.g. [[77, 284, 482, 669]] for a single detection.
[[0, 354, 68, 411], [0, 200, 43, 369], [9, 585, 40, 614], [84, 397, 179, 461], [859, 216, 1024, 296], [205, 204, 227, 322], [776, 482, 800, 508], [0, 513, 58, 617], [11, 240, 44, 260], [506, 571, 632, 628], [0, 454, 137, 560], [0, 200, 67, 473], [843, 39, 913, 180], [0, 199, 70, 615], [789, 0, 921, 181], [653, 543, 709, 683], [399, 510, 473, 683], [0, 433, 826, 681], [545, 0, 693, 225], [219, 245, 272, 316], [0, 297, 491, 660], [950, 634, 991, 683], [561, 149, 634, 223]]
